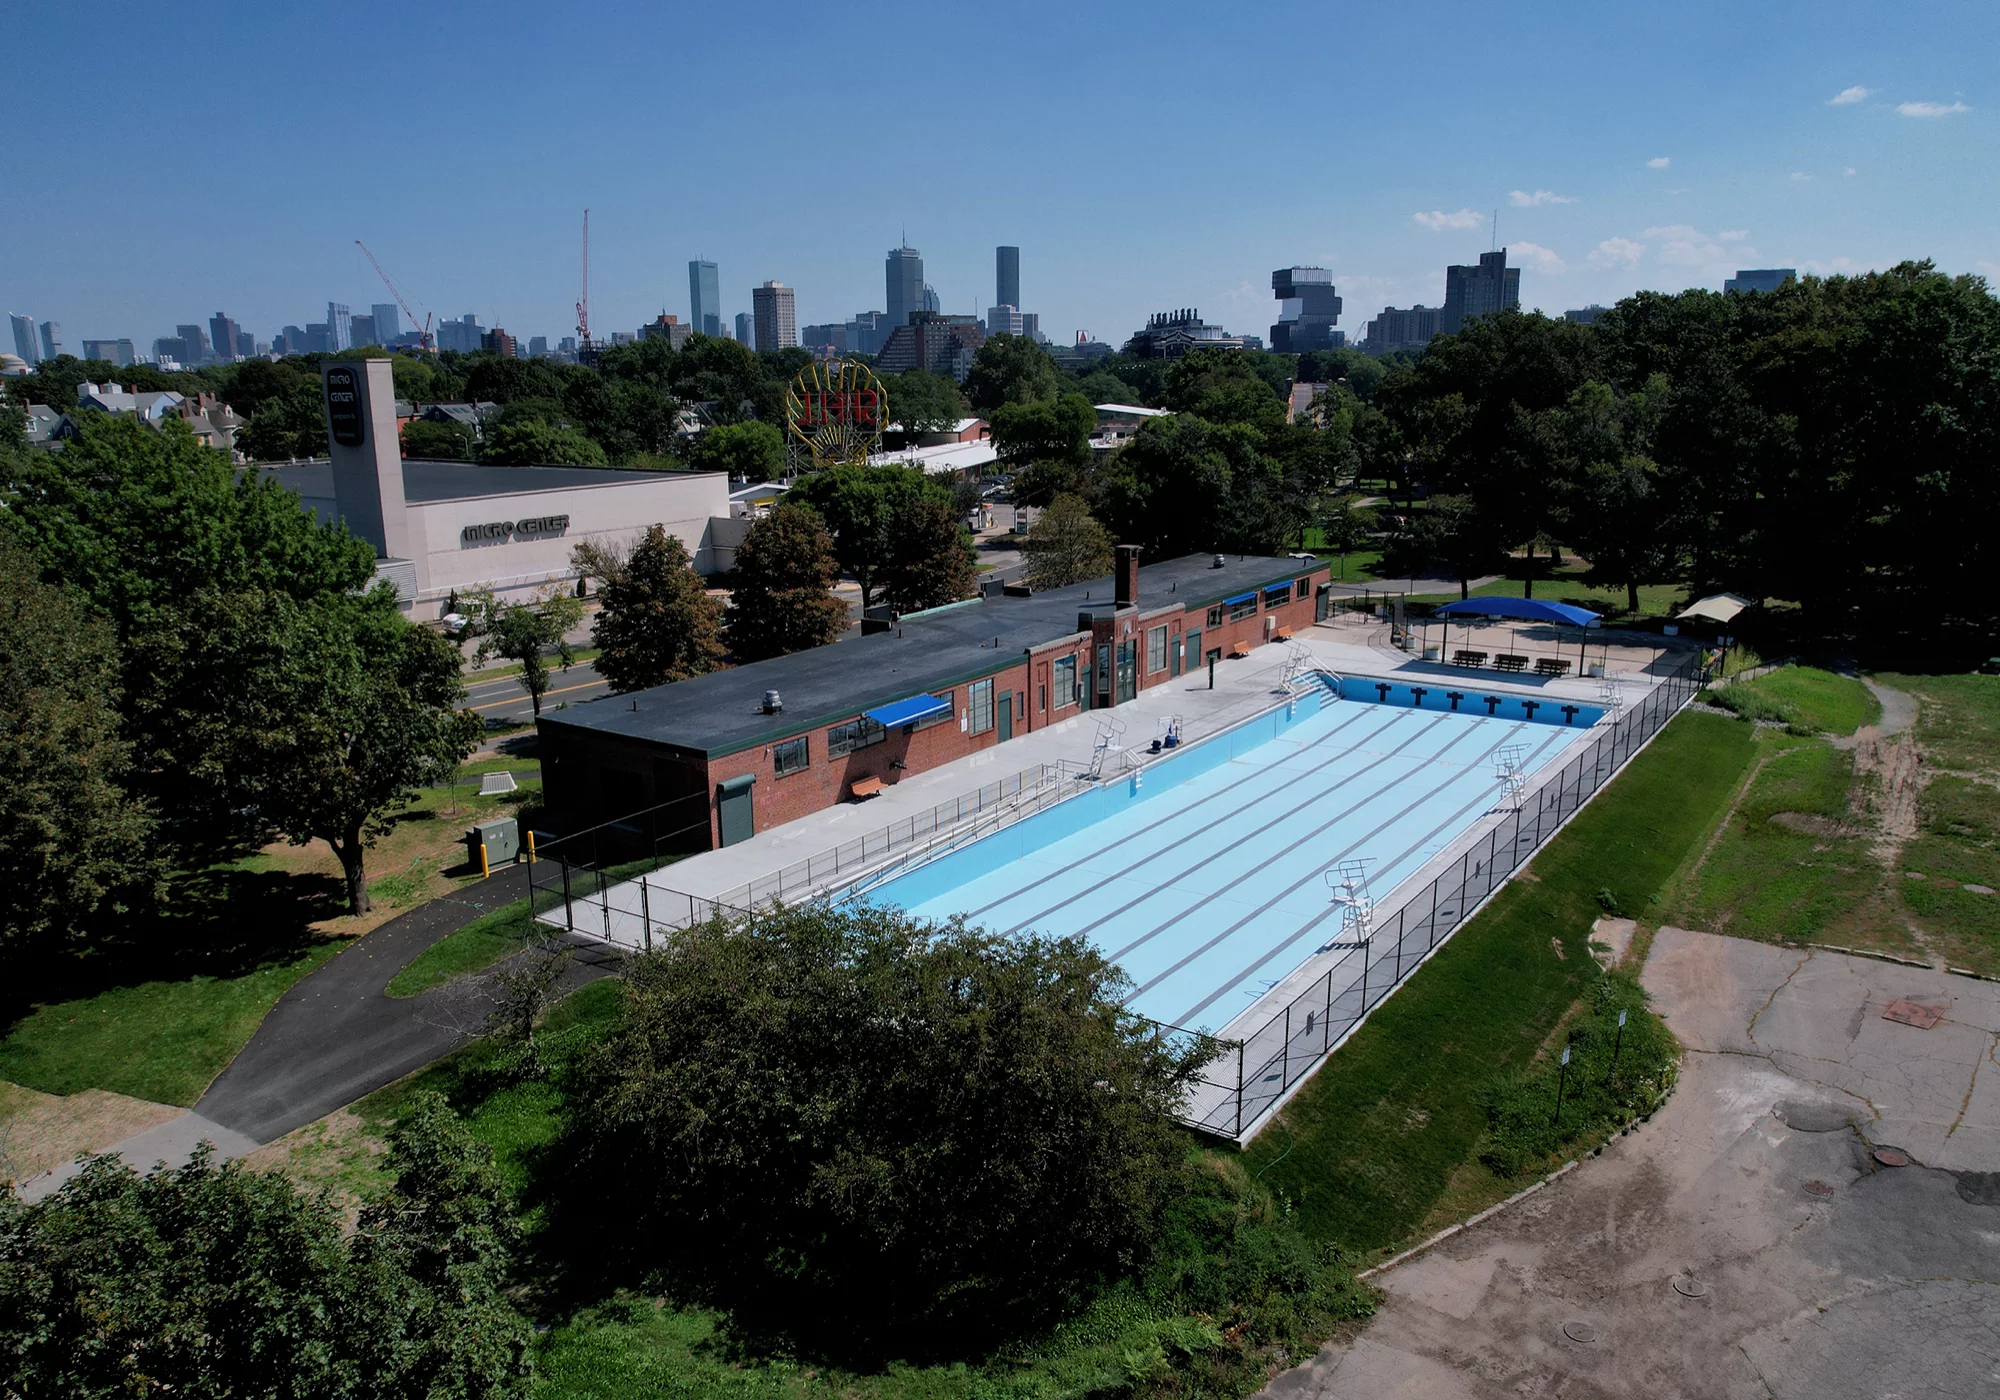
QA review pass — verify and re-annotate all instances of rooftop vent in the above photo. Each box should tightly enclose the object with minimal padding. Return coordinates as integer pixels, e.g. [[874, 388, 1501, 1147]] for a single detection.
[[763, 689, 783, 714]]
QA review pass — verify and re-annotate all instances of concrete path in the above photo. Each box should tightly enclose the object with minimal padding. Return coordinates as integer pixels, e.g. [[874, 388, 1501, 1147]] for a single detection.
[[1267, 927, 2000, 1398], [14, 865, 615, 1202]]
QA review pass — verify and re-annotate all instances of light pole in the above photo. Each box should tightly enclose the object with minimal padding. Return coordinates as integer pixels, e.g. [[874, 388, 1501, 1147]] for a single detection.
[[1551, 1044, 1571, 1128]]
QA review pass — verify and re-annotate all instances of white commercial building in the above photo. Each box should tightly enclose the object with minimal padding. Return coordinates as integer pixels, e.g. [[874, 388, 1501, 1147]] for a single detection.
[[262, 360, 732, 615]]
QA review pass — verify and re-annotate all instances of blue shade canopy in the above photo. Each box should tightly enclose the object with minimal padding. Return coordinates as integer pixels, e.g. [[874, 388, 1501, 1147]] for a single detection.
[[1223, 591, 1258, 605], [865, 693, 952, 728], [1432, 596, 1602, 628]]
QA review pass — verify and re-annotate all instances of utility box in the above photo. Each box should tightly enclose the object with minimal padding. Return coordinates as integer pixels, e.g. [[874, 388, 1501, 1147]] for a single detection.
[[466, 817, 519, 868]]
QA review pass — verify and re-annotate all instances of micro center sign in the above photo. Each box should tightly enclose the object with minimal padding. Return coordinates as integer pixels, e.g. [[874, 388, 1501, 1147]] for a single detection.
[[461, 514, 571, 545]]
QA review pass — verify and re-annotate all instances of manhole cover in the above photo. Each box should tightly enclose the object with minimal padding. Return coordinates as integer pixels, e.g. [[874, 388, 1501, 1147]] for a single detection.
[[1874, 1147, 1911, 1168], [1672, 1275, 1709, 1298], [1562, 1321, 1599, 1344], [1883, 999, 1942, 1029], [1803, 1179, 1837, 1197]]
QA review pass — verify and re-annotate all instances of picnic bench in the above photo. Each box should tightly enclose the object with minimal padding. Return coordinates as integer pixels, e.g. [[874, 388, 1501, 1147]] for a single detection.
[[848, 776, 884, 800], [1494, 654, 1529, 673], [1452, 649, 1489, 668], [1228, 640, 1253, 658], [1534, 657, 1573, 678]]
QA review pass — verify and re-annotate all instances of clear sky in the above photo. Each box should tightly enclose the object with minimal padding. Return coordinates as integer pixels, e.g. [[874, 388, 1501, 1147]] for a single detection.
[[5, 0, 1993, 353]]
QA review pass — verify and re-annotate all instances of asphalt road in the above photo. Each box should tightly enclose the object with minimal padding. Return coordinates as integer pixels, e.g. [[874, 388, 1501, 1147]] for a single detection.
[[463, 657, 609, 727]]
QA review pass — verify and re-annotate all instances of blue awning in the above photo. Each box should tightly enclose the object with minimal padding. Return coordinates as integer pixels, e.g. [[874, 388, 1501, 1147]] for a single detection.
[[865, 693, 951, 728], [1224, 591, 1258, 605], [1432, 596, 1602, 628]]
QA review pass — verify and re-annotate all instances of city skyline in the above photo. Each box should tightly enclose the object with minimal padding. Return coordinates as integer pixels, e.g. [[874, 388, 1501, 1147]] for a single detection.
[[1, 1, 1991, 352]]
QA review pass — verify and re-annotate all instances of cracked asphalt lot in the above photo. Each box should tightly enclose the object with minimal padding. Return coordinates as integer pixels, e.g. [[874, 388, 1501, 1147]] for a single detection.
[[1268, 928, 2000, 1398]]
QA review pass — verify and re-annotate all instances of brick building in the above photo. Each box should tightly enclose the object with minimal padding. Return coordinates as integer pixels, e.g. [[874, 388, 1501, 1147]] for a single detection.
[[538, 549, 1333, 849]]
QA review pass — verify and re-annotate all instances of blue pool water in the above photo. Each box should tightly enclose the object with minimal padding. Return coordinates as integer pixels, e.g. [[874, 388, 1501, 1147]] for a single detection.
[[864, 681, 1597, 1031]]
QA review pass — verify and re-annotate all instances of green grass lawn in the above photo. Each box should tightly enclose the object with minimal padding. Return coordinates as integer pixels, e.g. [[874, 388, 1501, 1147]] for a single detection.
[[0, 941, 343, 1106], [1878, 672, 2000, 776], [1709, 666, 1880, 736], [385, 897, 536, 998], [1241, 711, 1757, 1255]]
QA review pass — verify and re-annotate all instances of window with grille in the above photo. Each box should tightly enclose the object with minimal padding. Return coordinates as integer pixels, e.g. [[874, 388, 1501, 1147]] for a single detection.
[[1053, 656, 1079, 707], [826, 717, 886, 758], [1206, 604, 1224, 628], [968, 678, 995, 735], [773, 736, 809, 776], [1146, 625, 1167, 673], [1229, 594, 1259, 622]]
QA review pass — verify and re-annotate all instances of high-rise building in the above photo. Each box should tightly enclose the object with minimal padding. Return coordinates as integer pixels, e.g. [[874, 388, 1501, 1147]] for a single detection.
[[39, 321, 64, 360], [996, 246, 1020, 312], [235, 328, 255, 358], [1360, 305, 1443, 355], [922, 285, 941, 315], [986, 305, 1023, 337], [176, 324, 212, 364], [843, 310, 888, 356], [1020, 312, 1041, 343], [327, 302, 352, 352], [371, 303, 401, 342], [751, 281, 797, 352], [349, 313, 377, 347], [1440, 250, 1519, 335], [209, 312, 241, 362], [10, 314, 39, 364], [82, 338, 137, 366], [1268, 268, 1344, 354], [529, 336, 549, 358], [641, 314, 691, 350], [481, 327, 519, 357], [1724, 268, 1796, 295], [735, 312, 753, 345], [875, 313, 986, 382], [885, 245, 923, 330], [1562, 305, 1610, 326], [800, 323, 847, 355], [435, 314, 483, 354], [689, 259, 721, 337]]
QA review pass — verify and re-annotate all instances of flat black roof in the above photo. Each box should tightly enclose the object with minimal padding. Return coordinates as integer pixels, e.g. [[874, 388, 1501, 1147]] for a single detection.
[[257, 459, 716, 504], [539, 553, 1320, 758]]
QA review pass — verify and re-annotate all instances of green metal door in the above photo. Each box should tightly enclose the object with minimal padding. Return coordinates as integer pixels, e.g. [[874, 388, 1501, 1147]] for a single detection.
[[1315, 583, 1332, 623], [1116, 639, 1137, 704], [716, 774, 755, 847], [1184, 629, 1201, 672], [997, 690, 1013, 741]]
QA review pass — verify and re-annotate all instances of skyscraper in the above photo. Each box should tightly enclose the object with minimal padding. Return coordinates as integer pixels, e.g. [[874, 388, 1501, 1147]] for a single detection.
[[10, 314, 39, 364], [986, 306, 1023, 337], [176, 324, 212, 364], [371, 302, 401, 341], [39, 321, 63, 360], [1724, 268, 1796, 295], [349, 314, 377, 348], [689, 260, 721, 337], [885, 246, 923, 330], [1440, 250, 1520, 335], [751, 281, 797, 352], [735, 312, 753, 345], [82, 339, 137, 366], [996, 246, 1020, 311], [1268, 268, 1344, 353], [209, 312, 240, 362], [327, 302, 352, 352]]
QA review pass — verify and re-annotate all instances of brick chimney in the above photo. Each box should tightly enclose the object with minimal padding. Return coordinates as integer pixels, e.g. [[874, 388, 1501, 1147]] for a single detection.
[[1115, 544, 1140, 609]]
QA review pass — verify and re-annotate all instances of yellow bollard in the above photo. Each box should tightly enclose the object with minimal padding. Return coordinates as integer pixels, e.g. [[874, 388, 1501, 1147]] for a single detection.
[[478, 840, 490, 879], [525, 829, 537, 865]]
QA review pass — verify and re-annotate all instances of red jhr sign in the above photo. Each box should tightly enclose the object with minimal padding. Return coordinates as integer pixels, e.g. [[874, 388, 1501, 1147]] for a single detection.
[[799, 389, 880, 427]]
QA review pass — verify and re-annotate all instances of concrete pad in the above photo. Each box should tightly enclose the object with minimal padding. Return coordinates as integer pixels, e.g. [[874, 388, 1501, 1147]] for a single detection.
[[15, 1111, 261, 1203], [1644, 925, 1804, 1055], [1589, 916, 1635, 970]]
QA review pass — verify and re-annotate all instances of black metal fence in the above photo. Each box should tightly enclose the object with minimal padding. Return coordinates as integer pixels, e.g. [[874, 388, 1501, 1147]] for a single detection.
[[1166, 648, 1707, 1142]]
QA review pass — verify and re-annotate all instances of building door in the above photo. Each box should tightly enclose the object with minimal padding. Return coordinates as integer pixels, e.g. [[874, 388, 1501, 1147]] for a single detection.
[[997, 690, 1013, 741], [1315, 583, 1332, 623], [1116, 639, 1138, 704], [1170, 633, 1183, 678], [1184, 629, 1201, 673], [716, 774, 755, 848]]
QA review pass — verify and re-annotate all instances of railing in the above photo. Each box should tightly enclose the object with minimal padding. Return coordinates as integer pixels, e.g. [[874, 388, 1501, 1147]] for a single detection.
[[1167, 648, 1707, 1143]]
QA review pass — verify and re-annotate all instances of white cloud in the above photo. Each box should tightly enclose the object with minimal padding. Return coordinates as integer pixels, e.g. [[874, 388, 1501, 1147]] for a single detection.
[[1511, 241, 1566, 273], [1719, 229, 1749, 242], [1828, 85, 1874, 105], [1666, 187, 1690, 195], [1647, 156, 1672, 168], [1898, 100, 1970, 117], [1508, 189, 1577, 207], [1644, 224, 1754, 270], [1587, 237, 1646, 269], [1222, 280, 1260, 306], [1790, 170, 1813, 181], [1845, 166, 1858, 176], [1413, 208, 1483, 230]]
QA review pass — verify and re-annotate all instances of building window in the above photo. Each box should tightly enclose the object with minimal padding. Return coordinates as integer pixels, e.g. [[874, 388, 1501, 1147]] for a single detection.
[[773, 736, 809, 776], [1146, 625, 1167, 673], [968, 678, 995, 735], [1229, 594, 1259, 622], [1296, 577, 1311, 600], [1206, 604, 1224, 628], [1264, 584, 1292, 611], [826, 717, 886, 758], [913, 691, 952, 730], [1053, 655, 1079, 707]]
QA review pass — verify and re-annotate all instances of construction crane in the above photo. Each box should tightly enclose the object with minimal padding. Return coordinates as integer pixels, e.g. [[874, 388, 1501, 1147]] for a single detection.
[[354, 240, 434, 352], [574, 209, 596, 365]]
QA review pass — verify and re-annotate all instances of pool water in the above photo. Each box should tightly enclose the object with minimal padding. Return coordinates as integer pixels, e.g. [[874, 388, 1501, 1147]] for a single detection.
[[864, 681, 1599, 1030]]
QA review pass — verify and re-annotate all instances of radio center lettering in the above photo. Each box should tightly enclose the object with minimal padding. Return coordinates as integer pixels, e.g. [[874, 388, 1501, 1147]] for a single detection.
[[461, 513, 571, 545]]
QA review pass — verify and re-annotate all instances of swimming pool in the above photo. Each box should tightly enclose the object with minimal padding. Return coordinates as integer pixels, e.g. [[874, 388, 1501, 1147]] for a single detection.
[[863, 678, 1600, 1031]]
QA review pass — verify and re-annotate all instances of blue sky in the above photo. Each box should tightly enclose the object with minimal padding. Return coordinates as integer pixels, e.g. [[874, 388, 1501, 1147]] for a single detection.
[[5, 0, 1993, 353]]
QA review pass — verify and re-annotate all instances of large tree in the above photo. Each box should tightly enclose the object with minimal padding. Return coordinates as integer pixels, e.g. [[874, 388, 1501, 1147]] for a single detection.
[[963, 333, 1060, 410], [562, 903, 1212, 1349], [470, 585, 587, 716], [989, 392, 1095, 507], [1021, 493, 1115, 591], [0, 539, 157, 961], [887, 368, 968, 435], [688, 420, 785, 479], [592, 525, 727, 693], [726, 500, 850, 660], [790, 463, 950, 612], [1095, 414, 1294, 559], [881, 495, 978, 614]]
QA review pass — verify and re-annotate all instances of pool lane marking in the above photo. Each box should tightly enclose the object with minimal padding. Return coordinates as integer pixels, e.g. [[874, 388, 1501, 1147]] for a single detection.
[[1116, 721, 1536, 1010], [1084, 715, 1501, 962], [1166, 725, 1577, 1026], [1002, 712, 1460, 943], [963, 705, 1396, 926]]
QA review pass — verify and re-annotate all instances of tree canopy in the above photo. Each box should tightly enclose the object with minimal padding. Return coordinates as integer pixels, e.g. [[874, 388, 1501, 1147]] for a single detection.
[[963, 333, 1061, 410], [1022, 493, 1115, 591], [790, 463, 953, 612], [726, 501, 851, 660], [592, 525, 727, 693]]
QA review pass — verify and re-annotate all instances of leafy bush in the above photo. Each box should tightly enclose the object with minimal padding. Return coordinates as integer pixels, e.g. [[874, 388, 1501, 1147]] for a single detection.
[[1477, 976, 1676, 1178], [559, 902, 1217, 1354]]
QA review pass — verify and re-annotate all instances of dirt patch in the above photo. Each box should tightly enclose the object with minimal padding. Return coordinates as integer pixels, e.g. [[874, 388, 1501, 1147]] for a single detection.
[[1768, 810, 1859, 839], [240, 1108, 389, 1225], [0, 1082, 183, 1184]]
